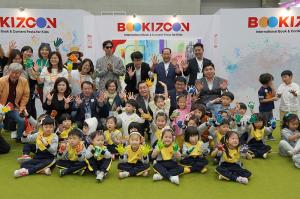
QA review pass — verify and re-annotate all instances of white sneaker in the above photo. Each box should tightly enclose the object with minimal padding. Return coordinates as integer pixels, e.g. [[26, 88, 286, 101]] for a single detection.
[[263, 153, 268, 159], [153, 173, 163, 181], [96, 171, 105, 182], [236, 176, 248, 184], [11, 131, 17, 139], [119, 171, 129, 179], [44, 168, 51, 175], [14, 168, 29, 178], [295, 163, 300, 169], [169, 175, 180, 185]]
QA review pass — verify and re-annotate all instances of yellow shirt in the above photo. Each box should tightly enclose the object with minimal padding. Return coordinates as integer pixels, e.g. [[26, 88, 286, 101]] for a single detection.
[[155, 129, 162, 140], [94, 145, 107, 161], [60, 127, 73, 139], [67, 142, 84, 161], [222, 147, 240, 163], [216, 131, 224, 144], [105, 129, 122, 145], [36, 130, 55, 151], [250, 127, 265, 141], [161, 145, 174, 161], [185, 141, 203, 157], [126, 145, 143, 164]]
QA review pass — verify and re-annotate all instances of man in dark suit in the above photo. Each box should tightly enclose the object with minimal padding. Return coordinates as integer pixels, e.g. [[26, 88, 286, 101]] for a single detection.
[[151, 48, 182, 94], [183, 43, 212, 86], [124, 51, 151, 94]]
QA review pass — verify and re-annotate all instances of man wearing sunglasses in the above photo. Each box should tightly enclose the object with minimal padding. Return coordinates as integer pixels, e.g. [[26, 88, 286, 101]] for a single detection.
[[95, 40, 125, 92]]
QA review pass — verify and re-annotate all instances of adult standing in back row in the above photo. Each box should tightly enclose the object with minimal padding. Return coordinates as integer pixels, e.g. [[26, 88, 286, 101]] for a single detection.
[[95, 40, 125, 92]]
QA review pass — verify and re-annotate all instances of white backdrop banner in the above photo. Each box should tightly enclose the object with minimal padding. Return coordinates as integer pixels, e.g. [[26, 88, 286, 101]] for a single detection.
[[219, 8, 300, 115], [0, 8, 89, 59]]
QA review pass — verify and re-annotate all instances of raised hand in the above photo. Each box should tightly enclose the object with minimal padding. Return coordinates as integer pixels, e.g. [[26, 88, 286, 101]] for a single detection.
[[171, 57, 178, 66], [46, 93, 54, 102], [127, 66, 135, 78], [234, 114, 243, 124], [115, 144, 125, 155], [75, 96, 83, 106], [173, 143, 179, 153], [158, 81, 167, 88], [127, 92, 135, 100], [141, 144, 151, 156], [156, 140, 165, 151], [248, 114, 257, 124], [216, 113, 223, 125], [187, 86, 196, 94], [176, 120, 186, 129], [9, 40, 17, 50], [59, 143, 67, 153], [119, 90, 127, 101], [151, 55, 159, 66], [180, 59, 189, 71], [97, 92, 106, 103], [195, 80, 203, 91], [94, 146, 103, 157], [64, 95, 73, 104], [270, 118, 277, 129], [248, 101, 255, 111], [219, 80, 228, 90], [53, 37, 63, 48]]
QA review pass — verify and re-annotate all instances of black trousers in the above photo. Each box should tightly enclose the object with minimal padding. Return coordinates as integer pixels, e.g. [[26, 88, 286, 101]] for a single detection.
[[153, 160, 184, 179], [248, 139, 272, 158], [118, 161, 150, 176], [56, 160, 86, 175], [0, 134, 10, 154], [216, 162, 252, 181], [87, 157, 112, 174], [180, 156, 208, 172], [21, 158, 55, 174], [23, 144, 36, 155]]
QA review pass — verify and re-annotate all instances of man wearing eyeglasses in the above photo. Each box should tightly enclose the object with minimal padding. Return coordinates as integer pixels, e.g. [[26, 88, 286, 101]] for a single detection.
[[95, 40, 125, 92]]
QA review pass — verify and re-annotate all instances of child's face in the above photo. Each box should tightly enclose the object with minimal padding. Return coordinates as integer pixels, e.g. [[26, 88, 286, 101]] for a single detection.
[[125, 103, 135, 114], [288, 119, 299, 131], [68, 135, 81, 147], [162, 131, 173, 146], [282, 75, 292, 85], [129, 134, 141, 149], [155, 98, 165, 109], [156, 116, 167, 129], [106, 119, 116, 131], [92, 134, 105, 147], [42, 124, 54, 136], [227, 133, 239, 148], [82, 126, 89, 135], [221, 96, 232, 107], [187, 120, 197, 127], [219, 124, 229, 134], [189, 135, 199, 145], [267, 80, 274, 88], [193, 109, 203, 119], [63, 119, 72, 129], [177, 97, 186, 109], [254, 121, 263, 129], [238, 108, 246, 115]]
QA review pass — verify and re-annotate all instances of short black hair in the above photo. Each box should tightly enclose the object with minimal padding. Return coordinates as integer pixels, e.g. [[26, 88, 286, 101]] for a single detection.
[[221, 91, 234, 101], [42, 115, 55, 126], [238, 102, 247, 110], [81, 81, 94, 89], [156, 111, 168, 121], [126, 99, 138, 109], [59, 113, 72, 124], [191, 103, 206, 113], [161, 48, 171, 54], [102, 40, 113, 48], [106, 116, 117, 124], [130, 51, 143, 61], [128, 122, 142, 135], [281, 70, 293, 77], [154, 94, 166, 103], [184, 126, 199, 142], [202, 61, 214, 72], [175, 76, 187, 84], [68, 128, 83, 139], [89, 130, 105, 141], [193, 43, 204, 49], [218, 118, 231, 126], [259, 73, 274, 85], [137, 80, 147, 88], [21, 46, 33, 54]]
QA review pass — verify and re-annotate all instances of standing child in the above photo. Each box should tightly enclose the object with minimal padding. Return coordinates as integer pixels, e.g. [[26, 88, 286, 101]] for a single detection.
[[117, 131, 151, 179], [279, 113, 300, 168], [277, 70, 300, 121], [14, 116, 58, 177], [215, 131, 252, 185], [104, 116, 123, 159], [151, 127, 184, 185], [238, 113, 275, 159], [85, 131, 112, 182], [171, 92, 192, 148], [181, 126, 209, 174], [56, 128, 87, 176], [258, 73, 278, 140]]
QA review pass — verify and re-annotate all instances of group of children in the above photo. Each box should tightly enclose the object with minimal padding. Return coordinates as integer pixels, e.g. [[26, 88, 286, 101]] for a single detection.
[[12, 69, 300, 185]]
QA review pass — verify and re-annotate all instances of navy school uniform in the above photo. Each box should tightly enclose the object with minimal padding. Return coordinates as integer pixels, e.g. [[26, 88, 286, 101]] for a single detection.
[[180, 141, 209, 173], [20, 131, 58, 174], [56, 142, 87, 175], [153, 144, 184, 179], [118, 145, 150, 176], [247, 126, 272, 158], [216, 147, 252, 181], [85, 145, 112, 175]]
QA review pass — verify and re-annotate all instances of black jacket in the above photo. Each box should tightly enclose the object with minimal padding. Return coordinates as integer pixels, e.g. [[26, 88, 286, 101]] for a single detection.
[[184, 57, 212, 86]]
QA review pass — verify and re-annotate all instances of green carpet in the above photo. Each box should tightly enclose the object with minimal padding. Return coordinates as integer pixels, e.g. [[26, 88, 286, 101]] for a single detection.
[[1, 127, 299, 199]]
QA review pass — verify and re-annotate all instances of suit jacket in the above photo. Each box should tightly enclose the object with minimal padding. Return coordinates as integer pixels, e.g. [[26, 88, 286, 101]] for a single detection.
[[184, 57, 212, 86], [73, 92, 109, 122], [154, 62, 181, 94], [0, 75, 30, 112], [124, 62, 150, 94], [197, 76, 226, 105], [135, 94, 153, 133]]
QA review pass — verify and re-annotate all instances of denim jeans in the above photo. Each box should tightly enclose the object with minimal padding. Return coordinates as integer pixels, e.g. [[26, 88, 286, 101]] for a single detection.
[[5, 110, 25, 139]]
